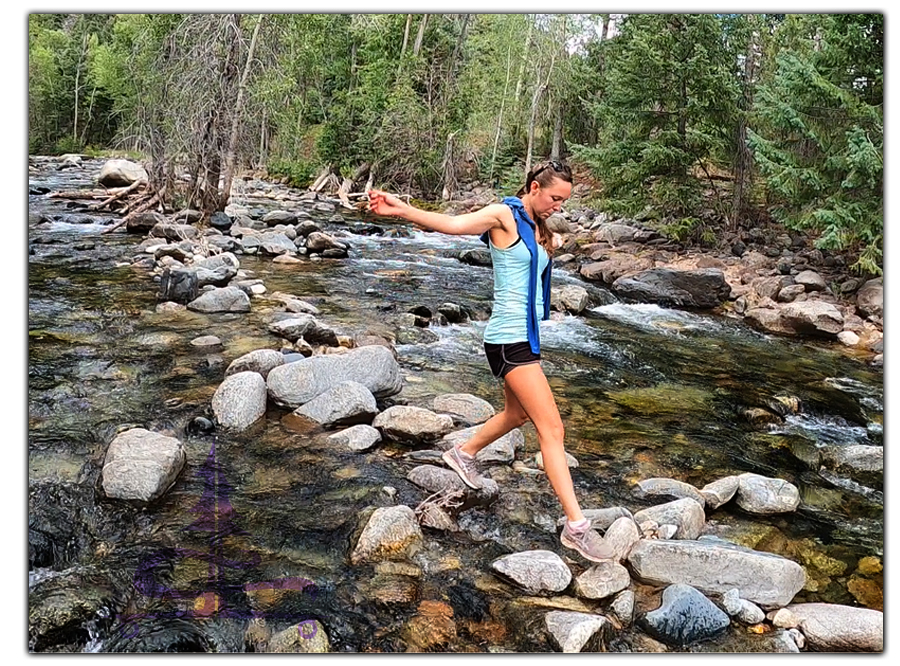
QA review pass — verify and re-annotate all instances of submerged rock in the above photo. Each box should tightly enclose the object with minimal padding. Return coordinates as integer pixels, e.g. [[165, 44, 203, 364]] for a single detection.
[[350, 505, 423, 565]]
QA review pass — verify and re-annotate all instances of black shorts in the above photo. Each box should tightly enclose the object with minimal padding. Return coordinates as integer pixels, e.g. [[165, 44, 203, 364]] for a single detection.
[[484, 341, 541, 378]]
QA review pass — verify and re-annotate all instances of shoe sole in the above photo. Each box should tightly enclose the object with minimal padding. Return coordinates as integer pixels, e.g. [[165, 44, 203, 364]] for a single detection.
[[560, 532, 614, 563], [441, 450, 482, 490]]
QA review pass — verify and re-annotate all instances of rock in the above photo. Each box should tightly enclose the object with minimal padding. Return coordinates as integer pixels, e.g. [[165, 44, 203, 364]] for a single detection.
[[97, 158, 148, 187], [580, 255, 653, 284], [550, 284, 591, 314], [573, 561, 631, 600], [734, 473, 800, 514], [820, 444, 883, 474], [225, 349, 285, 380], [433, 393, 495, 424], [699, 476, 740, 510], [263, 210, 298, 226], [544, 611, 608, 653], [29, 569, 116, 651], [610, 590, 635, 627], [126, 211, 166, 234], [101, 428, 186, 502], [436, 302, 469, 324], [158, 266, 199, 304], [795, 269, 827, 292], [632, 498, 705, 539], [594, 223, 640, 244], [373, 406, 455, 444], [328, 424, 382, 452], [776, 284, 807, 303], [350, 505, 423, 564], [259, 232, 298, 256], [603, 516, 641, 562], [268, 314, 339, 347], [267, 620, 329, 653], [628, 538, 806, 608], [187, 286, 251, 313], [837, 330, 861, 346], [458, 248, 492, 266], [190, 335, 221, 348], [491, 550, 572, 594], [855, 278, 883, 318], [612, 268, 732, 309], [745, 301, 844, 337], [267, 345, 402, 408], [293, 380, 377, 427], [786, 602, 882, 652], [149, 222, 199, 241], [441, 425, 522, 464], [211, 371, 268, 431], [632, 478, 705, 508], [401, 600, 457, 651], [305, 231, 348, 256], [638, 584, 730, 647]]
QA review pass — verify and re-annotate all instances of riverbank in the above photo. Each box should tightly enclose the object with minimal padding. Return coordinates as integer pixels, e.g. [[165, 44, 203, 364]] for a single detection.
[[434, 174, 883, 368]]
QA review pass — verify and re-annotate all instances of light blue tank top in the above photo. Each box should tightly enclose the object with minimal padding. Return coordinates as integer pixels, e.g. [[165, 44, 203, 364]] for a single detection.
[[483, 235, 550, 344]]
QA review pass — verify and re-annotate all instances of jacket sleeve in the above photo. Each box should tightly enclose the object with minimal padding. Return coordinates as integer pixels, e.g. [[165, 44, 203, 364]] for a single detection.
[[542, 262, 552, 320]]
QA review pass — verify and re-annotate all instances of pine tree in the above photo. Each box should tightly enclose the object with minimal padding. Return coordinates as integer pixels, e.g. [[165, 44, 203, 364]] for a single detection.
[[747, 13, 883, 275]]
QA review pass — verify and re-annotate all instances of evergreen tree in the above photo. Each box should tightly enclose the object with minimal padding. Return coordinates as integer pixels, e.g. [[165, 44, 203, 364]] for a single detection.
[[576, 13, 741, 241], [747, 13, 883, 275]]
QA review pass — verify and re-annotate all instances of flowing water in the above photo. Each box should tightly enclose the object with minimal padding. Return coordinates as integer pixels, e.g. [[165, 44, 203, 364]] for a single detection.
[[28, 157, 883, 653]]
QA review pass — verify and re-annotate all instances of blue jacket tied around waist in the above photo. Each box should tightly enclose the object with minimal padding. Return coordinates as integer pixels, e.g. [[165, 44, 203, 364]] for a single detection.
[[479, 196, 553, 354]]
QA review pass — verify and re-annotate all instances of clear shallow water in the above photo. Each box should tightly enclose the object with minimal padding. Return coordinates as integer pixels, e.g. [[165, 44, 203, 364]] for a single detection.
[[28, 158, 883, 652]]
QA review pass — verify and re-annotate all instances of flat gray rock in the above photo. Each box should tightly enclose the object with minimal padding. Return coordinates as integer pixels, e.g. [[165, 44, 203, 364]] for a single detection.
[[628, 539, 806, 609], [632, 498, 705, 539], [786, 602, 882, 652], [491, 550, 572, 594], [734, 473, 800, 514], [293, 380, 377, 427]]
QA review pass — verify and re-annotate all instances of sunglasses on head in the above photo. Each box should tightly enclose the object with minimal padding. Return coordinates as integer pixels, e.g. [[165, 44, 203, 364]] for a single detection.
[[530, 161, 568, 181]]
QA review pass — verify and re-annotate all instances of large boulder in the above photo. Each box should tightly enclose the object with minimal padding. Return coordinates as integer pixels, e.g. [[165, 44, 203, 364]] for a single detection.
[[266, 345, 402, 408], [373, 406, 455, 444], [628, 539, 806, 609], [745, 301, 844, 337], [580, 255, 653, 285], [855, 279, 883, 319], [101, 428, 186, 502], [293, 380, 378, 427], [491, 550, 572, 594], [612, 268, 732, 309], [211, 371, 268, 431], [97, 159, 148, 187]]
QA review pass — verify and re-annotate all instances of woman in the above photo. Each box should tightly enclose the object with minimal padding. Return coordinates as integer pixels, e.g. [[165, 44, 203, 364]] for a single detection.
[[367, 161, 613, 562]]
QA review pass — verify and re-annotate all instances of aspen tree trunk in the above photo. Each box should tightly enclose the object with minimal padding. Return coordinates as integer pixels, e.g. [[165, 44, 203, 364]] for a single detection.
[[413, 14, 428, 56], [222, 14, 264, 210], [489, 43, 514, 182]]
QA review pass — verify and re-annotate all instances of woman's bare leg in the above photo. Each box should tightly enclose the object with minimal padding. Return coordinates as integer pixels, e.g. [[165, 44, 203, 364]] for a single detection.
[[501, 363, 584, 523], [458, 379, 529, 457]]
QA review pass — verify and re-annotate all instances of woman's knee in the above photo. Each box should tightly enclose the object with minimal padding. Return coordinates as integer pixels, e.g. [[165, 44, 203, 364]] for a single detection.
[[503, 408, 529, 428], [537, 421, 565, 445]]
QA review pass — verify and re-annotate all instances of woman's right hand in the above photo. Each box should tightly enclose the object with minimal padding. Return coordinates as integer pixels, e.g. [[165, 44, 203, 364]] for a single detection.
[[367, 189, 409, 219]]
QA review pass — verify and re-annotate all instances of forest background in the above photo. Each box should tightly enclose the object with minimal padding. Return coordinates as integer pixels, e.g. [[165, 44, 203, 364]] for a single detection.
[[25, 11, 884, 276]]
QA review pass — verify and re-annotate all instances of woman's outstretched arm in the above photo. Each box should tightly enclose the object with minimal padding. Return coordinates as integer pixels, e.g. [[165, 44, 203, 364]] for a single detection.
[[367, 189, 508, 237]]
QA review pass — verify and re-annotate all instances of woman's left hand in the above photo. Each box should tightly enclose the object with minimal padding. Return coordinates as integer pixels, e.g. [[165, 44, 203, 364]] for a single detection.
[[367, 189, 409, 218]]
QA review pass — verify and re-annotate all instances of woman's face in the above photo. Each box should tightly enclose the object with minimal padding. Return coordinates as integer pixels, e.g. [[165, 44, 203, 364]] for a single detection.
[[528, 177, 572, 221]]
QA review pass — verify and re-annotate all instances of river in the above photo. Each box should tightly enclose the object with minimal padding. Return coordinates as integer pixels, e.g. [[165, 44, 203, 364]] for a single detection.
[[27, 156, 883, 653]]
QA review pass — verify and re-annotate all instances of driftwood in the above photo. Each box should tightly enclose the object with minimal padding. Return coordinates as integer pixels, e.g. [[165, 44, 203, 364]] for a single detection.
[[101, 186, 164, 234], [90, 179, 147, 210]]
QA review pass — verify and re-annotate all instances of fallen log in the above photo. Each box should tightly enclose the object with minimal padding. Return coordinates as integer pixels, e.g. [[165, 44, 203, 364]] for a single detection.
[[90, 179, 147, 211], [101, 188, 164, 234]]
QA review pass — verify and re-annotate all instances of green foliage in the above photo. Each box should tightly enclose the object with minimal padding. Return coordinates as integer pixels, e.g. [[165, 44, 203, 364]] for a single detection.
[[748, 13, 883, 275], [580, 14, 741, 223], [267, 158, 317, 188]]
